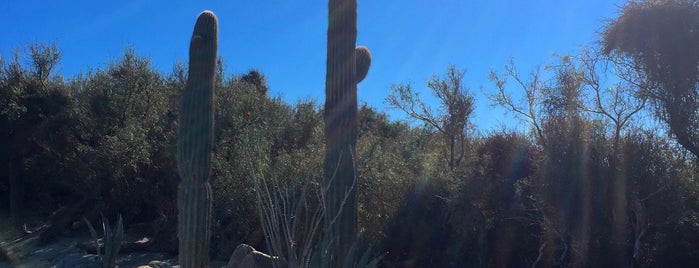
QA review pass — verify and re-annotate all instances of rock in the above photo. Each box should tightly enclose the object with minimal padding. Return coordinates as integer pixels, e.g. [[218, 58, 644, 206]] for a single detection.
[[226, 244, 254, 267], [0, 245, 12, 265], [55, 253, 100, 268], [40, 198, 100, 243], [225, 244, 287, 268]]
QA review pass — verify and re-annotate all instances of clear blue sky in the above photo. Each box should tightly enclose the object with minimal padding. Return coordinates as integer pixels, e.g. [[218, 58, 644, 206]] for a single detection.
[[0, 0, 625, 131]]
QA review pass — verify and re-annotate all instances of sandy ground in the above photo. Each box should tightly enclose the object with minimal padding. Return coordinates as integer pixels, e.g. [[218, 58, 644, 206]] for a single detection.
[[0, 211, 228, 268], [0, 221, 174, 267]]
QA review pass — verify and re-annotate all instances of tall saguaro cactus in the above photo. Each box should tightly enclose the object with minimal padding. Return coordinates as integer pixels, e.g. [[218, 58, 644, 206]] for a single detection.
[[177, 10, 218, 268], [324, 0, 371, 265]]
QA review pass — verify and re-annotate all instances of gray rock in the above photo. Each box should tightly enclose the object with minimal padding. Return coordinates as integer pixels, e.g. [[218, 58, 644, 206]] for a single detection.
[[148, 260, 173, 267], [225, 244, 287, 268]]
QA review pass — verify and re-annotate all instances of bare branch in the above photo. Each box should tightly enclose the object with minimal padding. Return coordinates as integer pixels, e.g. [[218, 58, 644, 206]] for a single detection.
[[487, 59, 546, 143]]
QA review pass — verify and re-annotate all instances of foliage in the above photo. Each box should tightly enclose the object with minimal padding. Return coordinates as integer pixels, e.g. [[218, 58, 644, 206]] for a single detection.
[[387, 65, 475, 177], [489, 46, 699, 267], [355, 104, 427, 240], [621, 131, 699, 267], [603, 0, 699, 157], [2, 10, 699, 266]]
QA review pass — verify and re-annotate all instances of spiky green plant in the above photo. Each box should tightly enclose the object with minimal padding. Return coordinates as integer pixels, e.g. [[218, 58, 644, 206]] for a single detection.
[[309, 231, 383, 268], [84, 214, 124, 268], [324, 0, 371, 265], [177, 10, 217, 268]]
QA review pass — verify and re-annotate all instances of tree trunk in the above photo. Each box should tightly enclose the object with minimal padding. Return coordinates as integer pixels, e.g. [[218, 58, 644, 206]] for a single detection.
[[9, 156, 22, 229]]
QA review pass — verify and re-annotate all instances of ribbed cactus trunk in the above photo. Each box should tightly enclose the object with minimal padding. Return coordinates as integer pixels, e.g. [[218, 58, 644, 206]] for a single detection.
[[324, 0, 358, 265], [177, 10, 217, 268]]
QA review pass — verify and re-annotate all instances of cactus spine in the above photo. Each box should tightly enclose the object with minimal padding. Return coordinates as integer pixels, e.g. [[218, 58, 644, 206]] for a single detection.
[[324, 0, 371, 265], [177, 10, 218, 268]]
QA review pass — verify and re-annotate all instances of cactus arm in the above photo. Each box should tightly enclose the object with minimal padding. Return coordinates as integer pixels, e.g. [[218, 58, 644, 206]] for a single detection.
[[355, 46, 371, 83], [177, 10, 218, 268]]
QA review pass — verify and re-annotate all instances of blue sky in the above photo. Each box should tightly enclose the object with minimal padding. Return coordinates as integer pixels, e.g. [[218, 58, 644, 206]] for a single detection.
[[0, 0, 625, 131]]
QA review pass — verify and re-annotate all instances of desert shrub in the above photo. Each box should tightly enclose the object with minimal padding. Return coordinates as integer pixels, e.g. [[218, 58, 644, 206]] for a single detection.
[[622, 131, 699, 267], [379, 176, 479, 268], [466, 132, 541, 267], [356, 104, 429, 240]]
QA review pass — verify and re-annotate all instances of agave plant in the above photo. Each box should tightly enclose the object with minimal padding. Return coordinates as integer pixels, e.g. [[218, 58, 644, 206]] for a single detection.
[[83, 214, 124, 268], [308, 231, 384, 268]]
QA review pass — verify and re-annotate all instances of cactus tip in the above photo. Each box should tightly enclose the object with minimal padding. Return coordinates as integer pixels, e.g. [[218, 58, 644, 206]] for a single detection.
[[200, 10, 217, 18], [194, 10, 218, 33]]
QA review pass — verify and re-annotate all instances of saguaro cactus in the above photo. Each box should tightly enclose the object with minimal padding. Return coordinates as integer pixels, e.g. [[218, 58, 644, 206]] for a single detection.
[[324, 0, 371, 265], [177, 10, 218, 268]]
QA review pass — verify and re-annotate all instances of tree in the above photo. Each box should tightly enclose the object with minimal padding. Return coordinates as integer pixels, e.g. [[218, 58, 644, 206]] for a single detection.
[[240, 69, 268, 95], [535, 62, 593, 267], [387, 65, 475, 176], [571, 50, 647, 153], [571, 50, 650, 266], [489, 54, 643, 266], [603, 0, 699, 158], [0, 43, 65, 227], [355, 104, 426, 240], [75, 49, 167, 210], [621, 131, 699, 266], [467, 132, 540, 267], [488, 59, 548, 144]]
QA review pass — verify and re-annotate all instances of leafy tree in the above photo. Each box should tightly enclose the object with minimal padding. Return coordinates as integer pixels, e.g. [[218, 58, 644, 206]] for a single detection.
[[355, 104, 427, 240], [386, 65, 475, 177], [0, 43, 69, 226], [75, 49, 168, 212], [603, 0, 699, 158], [490, 54, 640, 267], [622, 131, 699, 266], [241, 69, 269, 96], [466, 132, 540, 267], [488, 51, 694, 266], [210, 66, 327, 258], [535, 63, 593, 267]]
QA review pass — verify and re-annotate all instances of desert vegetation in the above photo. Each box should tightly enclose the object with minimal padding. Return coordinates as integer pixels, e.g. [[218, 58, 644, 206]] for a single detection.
[[1, 0, 699, 267]]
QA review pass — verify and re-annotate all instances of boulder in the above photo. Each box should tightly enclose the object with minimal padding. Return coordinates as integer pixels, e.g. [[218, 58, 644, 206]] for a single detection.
[[225, 244, 287, 268]]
